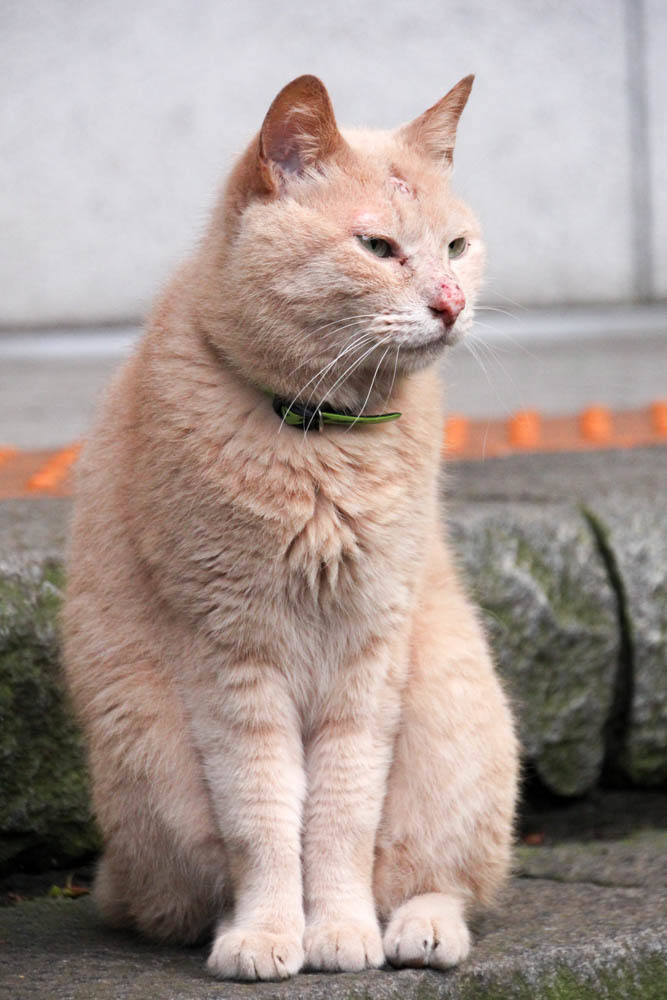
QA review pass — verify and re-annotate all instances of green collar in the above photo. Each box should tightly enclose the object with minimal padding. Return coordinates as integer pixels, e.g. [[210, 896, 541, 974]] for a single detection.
[[271, 395, 401, 431]]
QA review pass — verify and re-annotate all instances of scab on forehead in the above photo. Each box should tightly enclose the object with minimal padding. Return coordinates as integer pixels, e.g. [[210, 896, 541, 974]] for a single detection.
[[389, 175, 415, 198]]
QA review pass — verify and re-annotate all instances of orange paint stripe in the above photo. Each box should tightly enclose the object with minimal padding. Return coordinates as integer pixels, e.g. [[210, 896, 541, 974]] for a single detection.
[[580, 406, 613, 443], [1, 404, 666, 500], [441, 402, 667, 460], [25, 443, 82, 493], [508, 410, 541, 449], [443, 415, 469, 455], [651, 400, 667, 436]]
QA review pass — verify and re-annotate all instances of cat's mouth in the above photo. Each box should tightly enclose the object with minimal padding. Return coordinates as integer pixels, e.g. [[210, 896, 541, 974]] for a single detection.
[[402, 326, 458, 354]]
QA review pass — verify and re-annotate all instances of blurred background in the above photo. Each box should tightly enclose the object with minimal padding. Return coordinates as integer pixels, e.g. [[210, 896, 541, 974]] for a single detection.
[[1, 0, 665, 447]]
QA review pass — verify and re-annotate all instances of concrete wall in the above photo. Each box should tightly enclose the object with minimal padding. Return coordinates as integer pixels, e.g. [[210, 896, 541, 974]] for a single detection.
[[1, 0, 665, 327]]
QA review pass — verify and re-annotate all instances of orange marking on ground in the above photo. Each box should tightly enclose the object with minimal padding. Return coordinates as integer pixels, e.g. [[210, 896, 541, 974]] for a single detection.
[[26, 443, 82, 494], [650, 400, 667, 436], [580, 406, 613, 443], [1, 405, 666, 499], [438, 402, 666, 461], [444, 415, 468, 455], [508, 410, 541, 449]]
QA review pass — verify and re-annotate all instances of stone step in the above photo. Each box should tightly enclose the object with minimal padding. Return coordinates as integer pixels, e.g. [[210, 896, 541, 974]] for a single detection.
[[0, 448, 665, 872], [1, 833, 665, 999]]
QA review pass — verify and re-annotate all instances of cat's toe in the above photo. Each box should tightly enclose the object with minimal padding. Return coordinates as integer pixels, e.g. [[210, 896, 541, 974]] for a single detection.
[[383, 893, 470, 970], [207, 928, 304, 980], [304, 919, 384, 972]]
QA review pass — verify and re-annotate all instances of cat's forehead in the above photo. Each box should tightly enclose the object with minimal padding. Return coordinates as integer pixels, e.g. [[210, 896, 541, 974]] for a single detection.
[[388, 175, 414, 197], [348, 167, 468, 240], [339, 127, 469, 232]]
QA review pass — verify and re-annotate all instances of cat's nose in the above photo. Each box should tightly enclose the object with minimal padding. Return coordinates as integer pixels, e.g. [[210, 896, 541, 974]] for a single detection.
[[429, 279, 465, 326]]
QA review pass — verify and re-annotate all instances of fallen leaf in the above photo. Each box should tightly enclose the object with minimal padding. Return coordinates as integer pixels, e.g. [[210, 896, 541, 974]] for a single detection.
[[522, 831, 546, 846]]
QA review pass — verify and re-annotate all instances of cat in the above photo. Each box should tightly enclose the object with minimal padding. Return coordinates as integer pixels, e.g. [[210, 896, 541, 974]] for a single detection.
[[63, 74, 518, 981]]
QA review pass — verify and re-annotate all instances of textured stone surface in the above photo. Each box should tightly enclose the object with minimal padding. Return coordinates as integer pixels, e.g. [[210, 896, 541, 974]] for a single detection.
[[2, 444, 666, 869], [0, 509, 97, 872], [520, 788, 667, 845], [448, 501, 619, 796], [1, 845, 666, 999], [449, 448, 667, 791], [446, 446, 667, 508], [516, 828, 667, 889], [0, 499, 70, 572], [588, 501, 667, 786]]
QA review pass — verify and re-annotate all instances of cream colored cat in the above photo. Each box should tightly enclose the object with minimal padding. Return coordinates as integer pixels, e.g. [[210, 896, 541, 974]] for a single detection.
[[63, 74, 518, 981]]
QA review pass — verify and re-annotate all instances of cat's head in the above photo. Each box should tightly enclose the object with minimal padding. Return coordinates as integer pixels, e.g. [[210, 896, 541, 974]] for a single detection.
[[202, 75, 485, 411]]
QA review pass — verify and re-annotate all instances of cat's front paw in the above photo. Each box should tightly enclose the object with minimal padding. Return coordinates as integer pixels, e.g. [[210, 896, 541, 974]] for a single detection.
[[304, 919, 384, 972], [383, 892, 470, 969], [207, 927, 304, 980]]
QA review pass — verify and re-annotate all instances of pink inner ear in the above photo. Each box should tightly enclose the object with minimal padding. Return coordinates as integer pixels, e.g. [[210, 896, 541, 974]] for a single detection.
[[259, 76, 345, 185], [264, 116, 308, 175]]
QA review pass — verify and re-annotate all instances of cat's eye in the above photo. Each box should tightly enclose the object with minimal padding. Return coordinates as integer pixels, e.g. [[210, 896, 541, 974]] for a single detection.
[[448, 237, 468, 259], [357, 235, 393, 259]]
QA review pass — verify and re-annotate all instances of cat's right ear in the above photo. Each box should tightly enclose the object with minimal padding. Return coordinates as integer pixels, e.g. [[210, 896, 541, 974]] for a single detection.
[[257, 75, 347, 191], [399, 75, 474, 166]]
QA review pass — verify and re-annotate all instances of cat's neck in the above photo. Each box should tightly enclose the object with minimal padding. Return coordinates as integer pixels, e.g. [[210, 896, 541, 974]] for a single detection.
[[142, 312, 442, 464], [197, 317, 405, 420]]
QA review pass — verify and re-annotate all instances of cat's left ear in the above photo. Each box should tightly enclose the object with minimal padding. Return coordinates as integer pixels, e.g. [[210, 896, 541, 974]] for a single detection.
[[399, 75, 474, 166], [258, 75, 348, 189]]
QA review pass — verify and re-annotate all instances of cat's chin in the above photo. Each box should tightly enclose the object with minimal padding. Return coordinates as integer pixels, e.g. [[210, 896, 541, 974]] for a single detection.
[[397, 330, 457, 372]]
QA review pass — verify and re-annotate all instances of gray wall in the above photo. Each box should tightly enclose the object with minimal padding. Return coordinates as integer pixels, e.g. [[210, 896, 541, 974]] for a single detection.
[[2, 0, 665, 327]]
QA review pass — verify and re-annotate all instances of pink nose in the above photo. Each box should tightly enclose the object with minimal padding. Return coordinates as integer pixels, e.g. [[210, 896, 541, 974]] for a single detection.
[[429, 279, 465, 326]]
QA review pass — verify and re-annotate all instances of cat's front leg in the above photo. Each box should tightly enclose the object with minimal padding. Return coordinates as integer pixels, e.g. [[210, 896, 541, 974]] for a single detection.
[[185, 660, 306, 981], [302, 643, 403, 973]]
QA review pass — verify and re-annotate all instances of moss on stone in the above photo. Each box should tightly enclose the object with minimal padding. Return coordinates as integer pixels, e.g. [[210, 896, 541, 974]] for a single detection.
[[336, 956, 667, 1000], [453, 956, 667, 999], [449, 504, 619, 797], [0, 561, 99, 873]]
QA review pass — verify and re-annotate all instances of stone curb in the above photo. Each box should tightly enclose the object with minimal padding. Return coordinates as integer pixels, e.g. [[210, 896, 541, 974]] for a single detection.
[[1, 836, 666, 999], [1, 447, 666, 869], [448, 501, 619, 796]]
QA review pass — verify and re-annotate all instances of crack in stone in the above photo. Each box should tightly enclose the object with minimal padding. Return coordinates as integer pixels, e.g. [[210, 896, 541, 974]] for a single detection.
[[516, 872, 643, 891], [580, 506, 635, 785]]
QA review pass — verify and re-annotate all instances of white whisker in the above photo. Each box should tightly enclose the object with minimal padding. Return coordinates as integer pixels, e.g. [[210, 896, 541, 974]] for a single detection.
[[321, 334, 392, 411], [301, 334, 384, 437], [346, 343, 392, 431], [282, 318, 374, 382], [471, 321, 539, 361], [476, 305, 519, 321], [278, 328, 376, 433], [302, 332, 376, 416], [383, 346, 401, 410], [465, 338, 516, 416]]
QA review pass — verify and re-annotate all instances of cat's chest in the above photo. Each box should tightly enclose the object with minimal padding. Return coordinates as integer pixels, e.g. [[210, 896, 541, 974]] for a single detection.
[[279, 471, 423, 615], [188, 424, 435, 643], [283, 488, 361, 592]]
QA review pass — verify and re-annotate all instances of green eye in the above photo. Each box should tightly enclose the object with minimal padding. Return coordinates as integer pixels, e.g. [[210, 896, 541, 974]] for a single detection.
[[448, 237, 467, 259], [357, 235, 393, 258]]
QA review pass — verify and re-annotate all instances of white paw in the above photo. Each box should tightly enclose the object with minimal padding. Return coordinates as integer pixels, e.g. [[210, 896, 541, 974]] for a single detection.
[[304, 919, 384, 972], [383, 893, 470, 969], [207, 927, 304, 980]]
